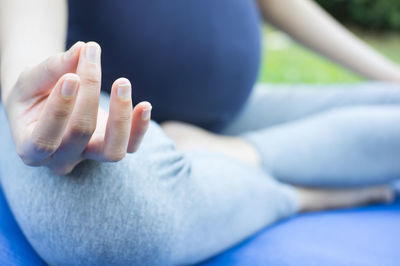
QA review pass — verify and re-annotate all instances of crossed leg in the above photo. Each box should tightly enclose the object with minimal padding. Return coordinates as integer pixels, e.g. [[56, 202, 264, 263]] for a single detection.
[[163, 82, 400, 211], [0, 95, 298, 265], [1, 82, 399, 265]]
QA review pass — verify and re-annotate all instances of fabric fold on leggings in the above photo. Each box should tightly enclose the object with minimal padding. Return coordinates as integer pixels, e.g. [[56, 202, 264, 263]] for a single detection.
[[0, 98, 298, 266]]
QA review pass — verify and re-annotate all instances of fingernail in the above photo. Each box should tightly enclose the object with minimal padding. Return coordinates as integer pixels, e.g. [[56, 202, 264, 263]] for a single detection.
[[86, 43, 100, 63], [62, 78, 79, 99], [142, 104, 152, 121], [117, 83, 131, 101]]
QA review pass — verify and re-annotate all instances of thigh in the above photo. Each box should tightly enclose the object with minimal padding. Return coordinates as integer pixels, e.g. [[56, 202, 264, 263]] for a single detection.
[[222, 82, 400, 135], [0, 96, 297, 265], [0, 101, 184, 265]]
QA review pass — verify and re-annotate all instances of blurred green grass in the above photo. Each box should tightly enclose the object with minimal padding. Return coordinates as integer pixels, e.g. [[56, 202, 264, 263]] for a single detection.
[[259, 26, 400, 83]]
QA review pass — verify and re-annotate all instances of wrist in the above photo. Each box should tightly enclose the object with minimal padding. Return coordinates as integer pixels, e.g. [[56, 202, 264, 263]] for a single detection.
[[383, 64, 400, 83], [367, 64, 400, 84]]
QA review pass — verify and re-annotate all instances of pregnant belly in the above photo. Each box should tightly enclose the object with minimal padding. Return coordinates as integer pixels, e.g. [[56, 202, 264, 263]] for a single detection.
[[68, 0, 262, 131]]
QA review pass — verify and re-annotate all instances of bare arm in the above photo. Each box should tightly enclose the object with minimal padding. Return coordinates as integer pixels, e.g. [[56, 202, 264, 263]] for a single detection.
[[258, 0, 400, 82], [0, 0, 67, 103], [0, 0, 151, 174]]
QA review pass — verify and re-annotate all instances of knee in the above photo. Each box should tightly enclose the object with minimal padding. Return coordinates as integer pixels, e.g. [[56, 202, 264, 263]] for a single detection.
[[0, 117, 193, 265], [5, 160, 190, 265], [1, 148, 191, 265]]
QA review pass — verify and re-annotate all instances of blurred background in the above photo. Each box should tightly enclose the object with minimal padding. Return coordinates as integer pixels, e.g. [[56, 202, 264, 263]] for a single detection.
[[260, 0, 400, 83]]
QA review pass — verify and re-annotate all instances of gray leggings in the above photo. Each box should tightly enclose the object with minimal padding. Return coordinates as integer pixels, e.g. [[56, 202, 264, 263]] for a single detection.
[[1, 82, 400, 265]]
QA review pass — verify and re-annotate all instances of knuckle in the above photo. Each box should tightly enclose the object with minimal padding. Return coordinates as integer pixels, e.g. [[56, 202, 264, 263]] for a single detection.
[[31, 138, 59, 155], [113, 114, 131, 128], [15, 137, 57, 167], [69, 117, 96, 138], [52, 106, 71, 120], [33, 140, 58, 153], [83, 75, 101, 88], [82, 65, 101, 86]]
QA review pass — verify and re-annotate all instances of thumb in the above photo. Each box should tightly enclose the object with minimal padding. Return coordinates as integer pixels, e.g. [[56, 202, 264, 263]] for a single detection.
[[21, 41, 85, 97]]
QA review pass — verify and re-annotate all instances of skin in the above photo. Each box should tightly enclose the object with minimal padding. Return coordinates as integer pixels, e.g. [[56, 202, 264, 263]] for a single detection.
[[0, 0, 399, 209], [161, 122, 395, 212], [1, 1, 151, 175], [257, 0, 400, 82], [162, 0, 400, 211]]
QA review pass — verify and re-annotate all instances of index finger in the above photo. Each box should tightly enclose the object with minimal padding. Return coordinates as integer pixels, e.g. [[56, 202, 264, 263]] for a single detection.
[[21, 74, 80, 165]]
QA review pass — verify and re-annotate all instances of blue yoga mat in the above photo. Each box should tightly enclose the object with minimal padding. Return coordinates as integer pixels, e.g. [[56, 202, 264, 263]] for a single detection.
[[1, 185, 399, 266], [203, 199, 400, 266]]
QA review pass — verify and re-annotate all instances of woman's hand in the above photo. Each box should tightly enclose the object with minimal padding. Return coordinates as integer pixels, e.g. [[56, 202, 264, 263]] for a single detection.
[[4, 42, 152, 175]]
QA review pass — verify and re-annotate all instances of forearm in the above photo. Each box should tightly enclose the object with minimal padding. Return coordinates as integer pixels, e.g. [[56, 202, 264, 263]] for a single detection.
[[258, 0, 400, 82], [0, 0, 67, 104]]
